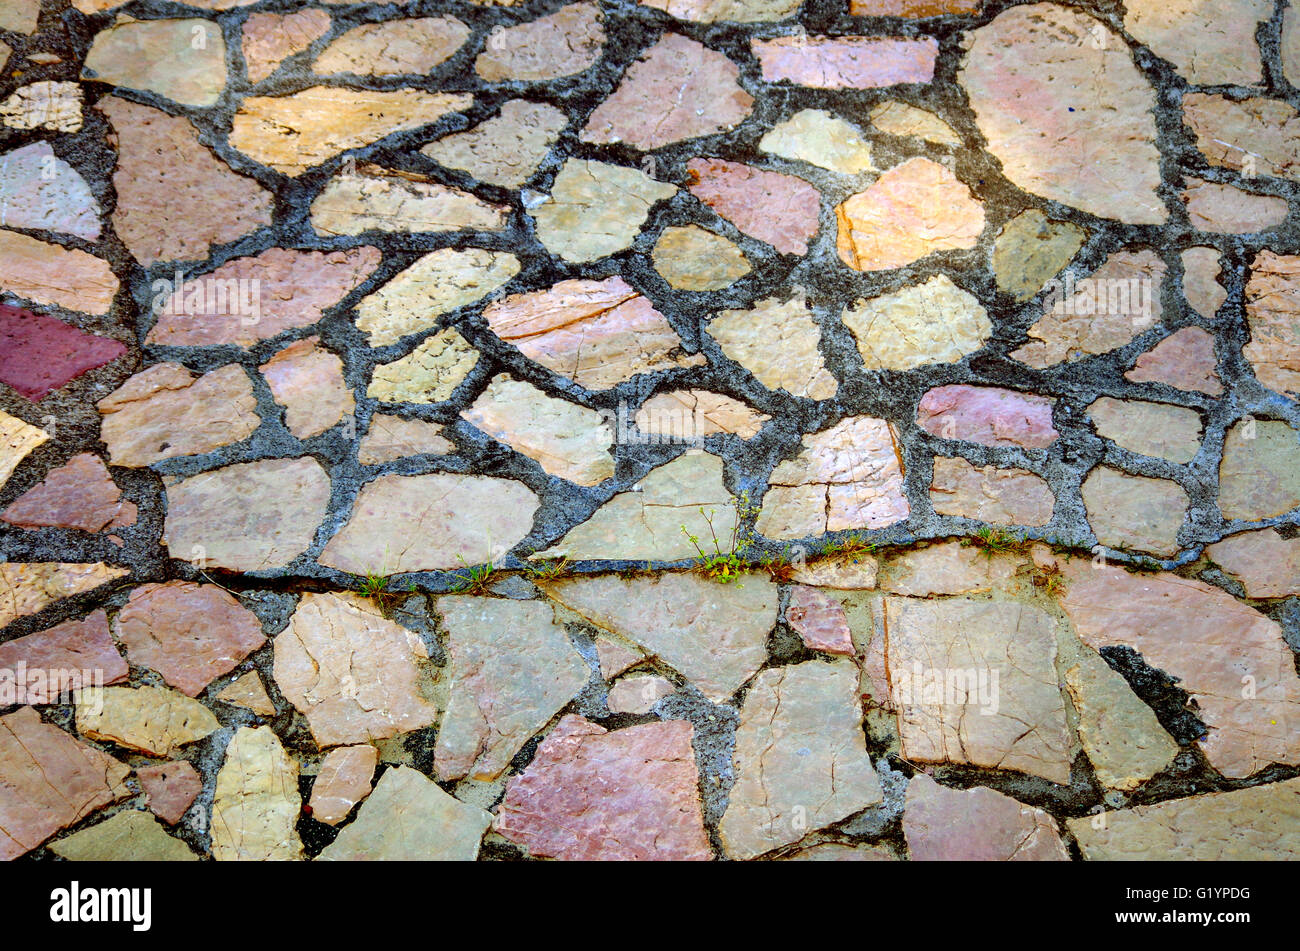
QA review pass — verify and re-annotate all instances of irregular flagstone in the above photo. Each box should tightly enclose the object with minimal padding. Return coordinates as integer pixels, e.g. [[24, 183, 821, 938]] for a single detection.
[[842, 274, 991, 370], [642, 0, 802, 21], [759, 109, 876, 176], [606, 674, 674, 714], [542, 572, 776, 702], [916, 385, 1058, 448], [102, 98, 274, 267], [0, 307, 126, 403], [0, 707, 129, 860], [1012, 250, 1165, 368], [1288, 5, 1300, 86], [753, 35, 937, 88], [790, 555, 880, 589], [635, 390, 769, 441], [0, 142, 101, 240], [581, 34, 753, 149], [320, 473, 539, 572], [230, 88, 473, 176], [242, 9, 331, 83], [1182, 246, 1228, 319], [878, 539, 1017, 596], [76, 685, 221, 757], [1125, 327, 1223, 395], [836, 158, 984, 271], [903, 773, 1067, 861], [367, 328, 480, 404], [1182, 179, 1286, 234], [706, 292, 838, 399], [596, 639, 644, 679], [530, 159, 676, 263], [358, 415, 454, 464], [355, 248, 519, 347], [1206, 529, 1300, 598], [162, 457, 332, 571], [535, 453, 735, 562], [320, 766, 490, 860], [146, 247, 380, 348], [1082, 467, 1188, 556], [0, 230, 117, 315], [1182, 94, 1300, 179], [50, 809, 196, 862], [461, 374, 614, 485], [0, 82, 82, 133], [274, 593, 437, 747], [311, 164, 507, 237], [0, 411, 48, 491], [97, 363, 260, 467], [883, 596, 1072, 783], [0, 610, 127, 694], [0, 563, 127, 629], [0, 0, 39, 32], [652, 226, 750, 291], [1219, 419, 1300, 521], [992, 210, 1087, 302], [434, 597, 588, 782], [483, 276, 702, 389], [113, 581, 265, 697], [315, 17, 469, 76], [782, 842, 898, 861], [929, 457, 1054, 526], [1069, 778, 1300, 860], [259, 337, 354, 439], [1087, 398, 1202, 463], [960, 3, 1165, 224], [422, 100, 567, 188], [1065, 648, 1179, 791], [786, 586, 854, 655], [83, 18, 227, 108], [851, 0, 980, 11], [1124, 0, 1270, 87], [721, 661, 882, 859], [75, 0, 259, 10], [1056, 560, 1300, 779], [136, 761, 203, 825], [308, 745, 377, 825], [211, 726, 302, 861], [476, 3, 604, 81], [495, 716, 711, 860], [1244, 251, 1300, 396], [215, 672, 276, 716], [686, 158, 821, 255], [869, 100, 960, 145], [757, 416, 909, 539]]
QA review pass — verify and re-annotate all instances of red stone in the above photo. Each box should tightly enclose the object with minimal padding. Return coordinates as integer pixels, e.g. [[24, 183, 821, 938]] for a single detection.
[[916, 384, 1059, 448], [0, 610, 128, 695], [137, 760, 203, 825], [687, 158, 821, 255], [0, 304, 126, 401], [1, 453, 136, 532]]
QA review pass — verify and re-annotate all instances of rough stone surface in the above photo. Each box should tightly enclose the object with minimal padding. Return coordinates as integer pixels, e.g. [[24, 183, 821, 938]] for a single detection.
[[76, 685, 221, 757], [0, 306, 125, 403], [137, 761, 203, 826], [652, 226, 751, 291], [869, 100, 960, 145], [916, 385, 1058, 448], [530, 160, 677, 263], [1182, 178, 1287, 234], [706, 293, 838, 399], [367, 328, 480, 404], [0, 610, 127, 693], [210, 726, 302, 861], [320, 473, 539, 572], [215, 672, 276, 717], [643, 0, 802, 21], [260, 337, 354, 439], [311, 164, 508, 237], [786, 586, 854, 655], [358, 415, 454, 464], [162, 457, 332, 572], [434, 597, 588, 781], [0, 81, 84, 133], [1082, 467, 1188, 556], [606, 674, 674, 714], [1124, 0, 1271, 87], [0, 411, 48, 491], [1182, 247, 1228, 319], [753, 35, 937, 88], [1244, 252, 1300, 397], [422, 100, 567, 188], [0, 563, 127, 629], [308, 745, 377, 825], [903, 773, 1068, 861], [929, 457, 1054, 526], [1, 452, 134, 532], [959, 3, 1165, 224], [495, 716, 712, 860], [0, 230, 118, 315], [543, 572, 776, 701], [842, 274, 991, 370], [1086, 397, 1203, 464], [242, 9, 331, 83], [50, 809, 196, 862], [686, 158, 821, 255], [1125, 327, 1223, 395], [84, 18, 227, 108], [992, 210, 1086, 302], [1219, 419, 1300, 522], [476, 4, 603, 81], [1182, 94, 1300, 180], [789, 556, 880, 589], [759, 109, 875, 175], [0, 0, 39, 33], [0, 141, 100, 240], [315, 17, 470, 76], [1206, 529, 1300, 598], [879, 540, 1017, 596]]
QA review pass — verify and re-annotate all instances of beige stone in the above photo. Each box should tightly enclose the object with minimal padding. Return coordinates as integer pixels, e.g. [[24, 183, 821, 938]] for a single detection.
[[77, 685, 220, 757], [641, 0, 802, 21], [879, 540, 1018, 597], [1082, 467, 1188, 556], [311, 165, 507, 237], [367, 328, 480, 404], [1182, 178, 1287, 233], [242, 9, 331, 84], [759, 109, 875, 176], [0, 563, 127, 629], [308, 745, 377, 825], [789, 556, 879, 589], [0, 0, 39, 33], [1087, 397, 1202, 464], [216, 672, 276, 717], [0, 230, 117, 315], [992, 210, 1087, 302], [315, 17, 469, 76], [531, 159, 676, 263], [635, 390, 769, 441], [1206, 529, 1300, 598], [870, 101, 959, 146], [50, 810, 197, 862], [1182, 247, 1228, 319], [1124, 0, 1270, 87], [652, 226, 750, 291], [83, 18, 227, 108], [0, 411, 49, 491], [1219, 419, 1300, 521], [930, 457, 1054, 526], [422, 100, 567, 188], [1182, 94, 1300, 180], [211, 726, 302, 860], [358, 415, 454, 465], [607, 674, 674, 714], [0, 81, 83, 133], [843, 274, 991, 371], [476, 3, 603, 81], [706, 292, 837, 400], [1244, 251, 1300, 397]]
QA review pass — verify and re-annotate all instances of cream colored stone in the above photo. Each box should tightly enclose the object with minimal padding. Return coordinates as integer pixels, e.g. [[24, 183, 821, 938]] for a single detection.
[[1086, 397, 1202, 463], [0, 411, 49, 491], [1124, 0, 1270, 86], [607, 674, 674, 714], [1244, 251, 1300, 397], [531, 159, 676, 263], [367, 328, 479, 404], [422, 100, 567, 188], [358, 415, 454, 465], [635, 390, 769, 441], [76, 685, 220, 757], [652, 226, 750, 291], [880, 540, 1018, 596], [1083, 467, 1188, 556], [211, 726, 302, 861], [706, 292, 837, 400], [0, 230, 118, 315], [843, 274, 991, 371], [929, 457, 1054, 526], [312, 165, 507, 237], [83, 18, 227, 108], [0, 82, 83, 132], [759, 109, 875, 176], [314, 17, 469, 76], [0, 563, 127, 629], [869, 100, 960, 146]]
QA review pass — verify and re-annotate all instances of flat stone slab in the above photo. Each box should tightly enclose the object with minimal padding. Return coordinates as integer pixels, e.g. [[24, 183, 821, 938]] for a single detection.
[[904, 773, 1068, 861]]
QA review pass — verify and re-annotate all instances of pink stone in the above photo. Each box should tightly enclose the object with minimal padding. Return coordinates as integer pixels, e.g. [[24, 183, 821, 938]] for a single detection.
[[1182, 178, 1288, 234], [494, 716, 712, 860], [309, 745, 378, 825], [137, 760, 202, 825], [0, 707, 130, 859], [1, 453, 136, 532], [0, 305, 125, 402], [916, 385, 1058, 448], [1125, 327, 1223, 395], [851, 0, 980, 12], [114, 581, 266, 697], [0, 141, 100, 240], [242, 9, 331, 84], [786, 586, 854, 655], [686, 158, 820, 255], [1206, 529, 1300, 599], [0, 610, 128, 694], [146, 246, 381, 348], [581, 33, 753, 150], [752, 35, 937, 88], [259, 336, 354, 439], [903, 773, 1068, 861]]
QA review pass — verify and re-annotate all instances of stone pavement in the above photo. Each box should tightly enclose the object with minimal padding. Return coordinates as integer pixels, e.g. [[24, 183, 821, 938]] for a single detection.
[[1, 0, 1299, 861]]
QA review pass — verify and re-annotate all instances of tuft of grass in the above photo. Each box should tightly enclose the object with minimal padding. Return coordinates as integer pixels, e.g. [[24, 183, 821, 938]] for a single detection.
[[525, 557, 571, 583], [355, 572, 416, 614], [819, 532, 876, 560], [682, 495, 754, 584], [1019, 560, 1067, 598], [961, 526, 1026, 559], [449, 556, 497, 595]]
